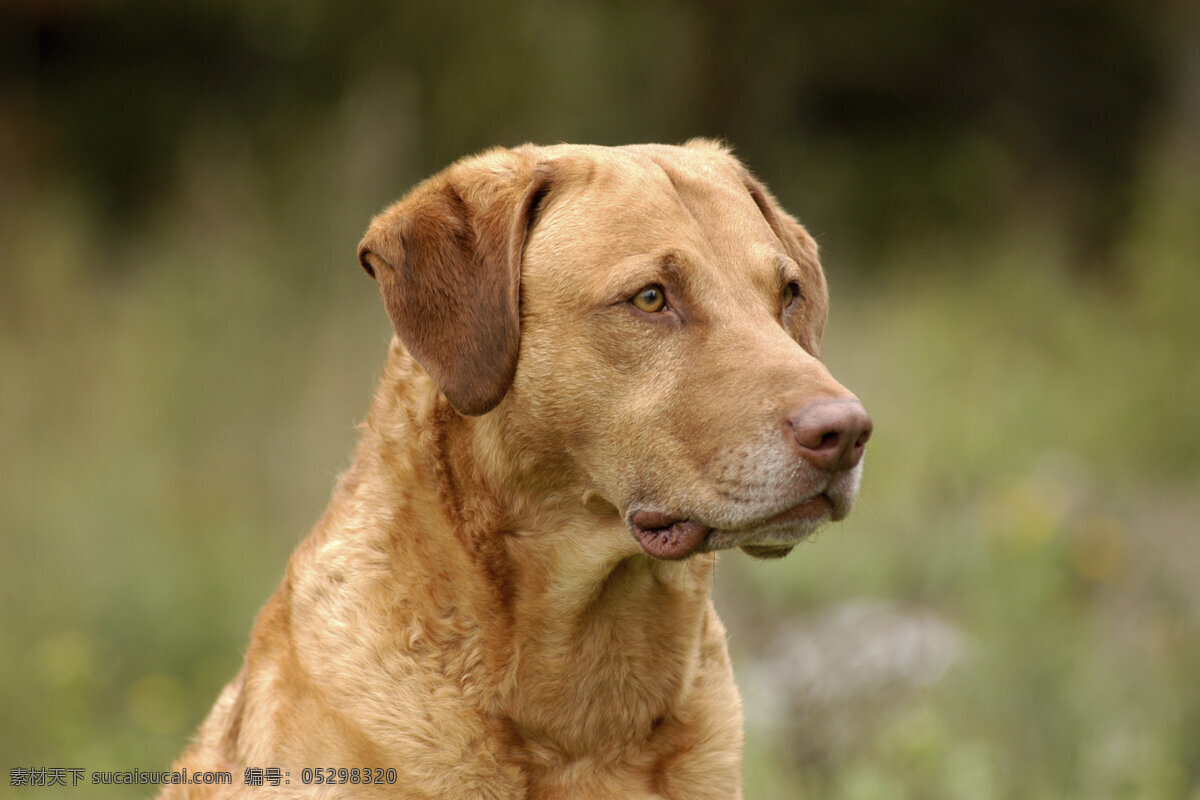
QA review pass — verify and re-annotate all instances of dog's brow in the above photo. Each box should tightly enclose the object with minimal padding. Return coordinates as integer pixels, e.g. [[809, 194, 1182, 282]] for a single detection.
[[658, 252, 691, 288], [603, 250, 697, 305], [776, 254, 801, 283]]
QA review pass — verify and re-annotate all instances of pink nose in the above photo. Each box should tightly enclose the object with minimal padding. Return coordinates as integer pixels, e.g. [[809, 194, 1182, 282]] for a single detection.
[[788, 398, 873, 472]]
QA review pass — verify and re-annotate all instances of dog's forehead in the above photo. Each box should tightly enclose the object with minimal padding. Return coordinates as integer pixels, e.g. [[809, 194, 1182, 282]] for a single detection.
[[528, 144, 782, 270], [540, 142, 750, 203]]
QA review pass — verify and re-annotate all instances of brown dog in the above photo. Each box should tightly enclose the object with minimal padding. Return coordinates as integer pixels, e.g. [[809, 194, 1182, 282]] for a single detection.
[[162, 141, 871, 799]]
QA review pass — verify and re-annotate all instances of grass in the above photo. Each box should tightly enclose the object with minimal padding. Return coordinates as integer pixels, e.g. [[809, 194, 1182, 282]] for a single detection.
[[2, 142, 1197, 799]]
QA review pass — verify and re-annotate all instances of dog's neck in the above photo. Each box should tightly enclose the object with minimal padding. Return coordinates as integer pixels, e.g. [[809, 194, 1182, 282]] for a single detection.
[[355, 343, 721, 761]]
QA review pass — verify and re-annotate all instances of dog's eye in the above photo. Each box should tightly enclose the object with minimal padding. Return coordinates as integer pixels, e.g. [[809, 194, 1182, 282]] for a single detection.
[[631, 285, 667, 313], [782, 281, 802, 309]]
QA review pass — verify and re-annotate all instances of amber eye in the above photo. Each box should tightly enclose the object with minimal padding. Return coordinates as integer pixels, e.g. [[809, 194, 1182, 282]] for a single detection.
[[782, 281, 801, 308], [631, 285, 667, 313]]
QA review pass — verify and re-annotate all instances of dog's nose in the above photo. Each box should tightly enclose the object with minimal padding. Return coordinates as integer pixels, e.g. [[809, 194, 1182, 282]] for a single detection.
[[788, 399, 873, 472]]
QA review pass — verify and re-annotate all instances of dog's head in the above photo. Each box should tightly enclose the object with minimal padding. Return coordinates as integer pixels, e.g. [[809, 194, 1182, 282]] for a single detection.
[[359, 141, 871, 560]]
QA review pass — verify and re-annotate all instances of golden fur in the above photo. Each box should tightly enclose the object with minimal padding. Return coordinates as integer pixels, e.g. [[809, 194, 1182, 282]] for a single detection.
[[162, 141, 870, 798]]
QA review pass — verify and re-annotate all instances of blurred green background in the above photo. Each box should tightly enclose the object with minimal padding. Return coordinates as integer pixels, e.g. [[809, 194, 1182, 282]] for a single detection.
[[2, 1, 1199, 798]]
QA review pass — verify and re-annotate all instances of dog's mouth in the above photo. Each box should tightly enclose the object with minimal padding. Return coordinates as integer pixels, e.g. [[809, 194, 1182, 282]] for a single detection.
[[629, 494, 834, 561], [629, 511, 712, 560]]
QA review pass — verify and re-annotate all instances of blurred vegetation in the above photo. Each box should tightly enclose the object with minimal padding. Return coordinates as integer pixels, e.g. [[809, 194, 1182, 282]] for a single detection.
[[2, 1, 1198, 798]]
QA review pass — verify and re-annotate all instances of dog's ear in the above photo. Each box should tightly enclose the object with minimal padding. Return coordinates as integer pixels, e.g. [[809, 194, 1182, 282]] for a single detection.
[[358, 149, 550, 416], [739, 169, 829, 356]]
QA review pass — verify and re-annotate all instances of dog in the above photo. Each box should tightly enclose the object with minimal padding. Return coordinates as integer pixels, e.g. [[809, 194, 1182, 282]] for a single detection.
[[162, 140, 871, 799]]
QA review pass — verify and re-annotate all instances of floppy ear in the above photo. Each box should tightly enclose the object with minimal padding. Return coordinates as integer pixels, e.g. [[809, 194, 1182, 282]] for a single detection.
[[358, 149, 549, 416], [740, 169, 829, 355]]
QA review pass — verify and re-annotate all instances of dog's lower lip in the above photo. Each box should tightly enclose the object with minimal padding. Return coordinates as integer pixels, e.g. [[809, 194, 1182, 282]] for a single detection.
[[765, 494, 830, 524], [629, 496, 831, 559], [630, 511, 710, 560]]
